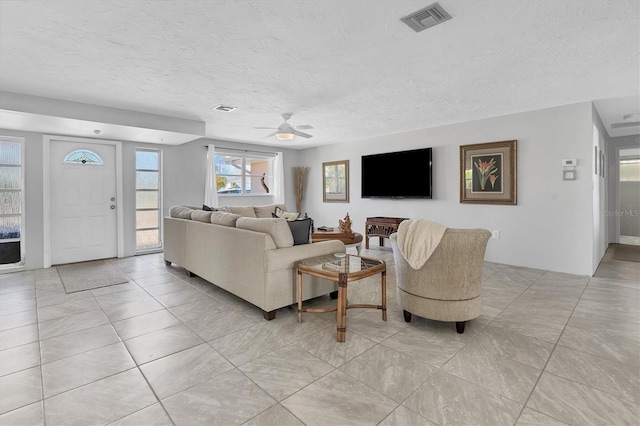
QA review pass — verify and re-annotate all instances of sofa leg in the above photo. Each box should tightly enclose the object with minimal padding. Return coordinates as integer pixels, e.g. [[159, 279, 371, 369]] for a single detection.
[[456, 321, 466, 334], [329, 291, 338, 300], [403, 310, 412, 322], [263, 310, 276, 321], [164, 260, 171, 266], [186, 270, 196, 277]]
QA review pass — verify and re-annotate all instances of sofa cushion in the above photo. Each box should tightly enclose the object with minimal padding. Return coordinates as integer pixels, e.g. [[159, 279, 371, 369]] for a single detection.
[[223, 206, 257, 218], [287, 218, 312, 245], [191, 210, 213, 223], [274, 206, 299, 221], [254, 204, 287, 218], [236, 217, 294, 248], [169, 205, 194, 219], [210, 211, 242, 227]]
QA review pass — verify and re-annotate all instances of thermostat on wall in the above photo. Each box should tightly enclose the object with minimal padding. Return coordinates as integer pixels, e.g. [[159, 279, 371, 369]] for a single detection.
[[562, 159, 577, 167]]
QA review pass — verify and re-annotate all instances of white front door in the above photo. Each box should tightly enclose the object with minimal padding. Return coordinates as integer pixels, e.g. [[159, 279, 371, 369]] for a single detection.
[[50, 140, 118, 265]]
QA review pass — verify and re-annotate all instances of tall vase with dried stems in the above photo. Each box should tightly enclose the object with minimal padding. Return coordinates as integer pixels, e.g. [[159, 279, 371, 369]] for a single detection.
[[293, 166, 310, 213]]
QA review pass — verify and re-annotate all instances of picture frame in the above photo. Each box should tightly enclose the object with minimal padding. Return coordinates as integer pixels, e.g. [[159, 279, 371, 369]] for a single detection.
[[460, 140, 517, 205], [323, 160, 349, 203], [600, 151, 605, 177], [594, 146, 599, 175]]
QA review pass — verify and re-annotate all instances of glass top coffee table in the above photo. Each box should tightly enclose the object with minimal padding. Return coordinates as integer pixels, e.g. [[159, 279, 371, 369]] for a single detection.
[[296, 253, 386, 342]]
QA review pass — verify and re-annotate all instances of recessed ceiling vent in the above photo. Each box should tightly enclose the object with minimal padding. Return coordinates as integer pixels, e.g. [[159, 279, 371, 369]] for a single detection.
[[212, 104, 237, 112], [401, 2, 452, 32]]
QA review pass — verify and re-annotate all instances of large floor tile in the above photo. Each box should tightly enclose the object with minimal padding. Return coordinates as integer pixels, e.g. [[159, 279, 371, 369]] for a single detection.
[[567, 309, 640, 343], [282, 370, 397, 426], [471, 325, 554, 369], [403, 370, 522, 426], [162, 369, 276, 425], [141, 279, 192, 297], [298, 327, 376, 368], [209, 324, 295, 366], [101, 298, 164, 322], [240, 346, 334, 401], [171, 299, 256, 341], [380, 327, 466, 368], [0, 324, 38, 351], [94, 288, 153, 308], [0, 367, 42, 415], [108, 403, 173, 426], [527, 372, 639, 426], [340, 344, 437, 402], [516, 407, 569, 425], [44, 368, 157, 426], [0, 310, 37, 331], [0, 341, 40, 377], [545, 345, 639, 403], [111, 309, 181, 340], [153, 287, 207, 308], [42, 342, 135, 398], [38, 309, 109, 340], [0, 298, 36, 315], [123, 323, 204, 365], [40, 324, 120, 364], [489, 310, 567, 343], [346, 308, 409, 342], [558, 326, 640, 367], [378, 405, 437, 426], [35, 291, 94, 309], [242, 404, 303, 426], [140, 343, 233, 399], [0, 401, 44, 426], [442, 340, 541, 403], [37, 298, 101, 322]]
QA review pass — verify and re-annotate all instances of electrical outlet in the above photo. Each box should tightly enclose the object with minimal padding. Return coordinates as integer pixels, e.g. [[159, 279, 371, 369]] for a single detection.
[[492, 230, 500, 239]]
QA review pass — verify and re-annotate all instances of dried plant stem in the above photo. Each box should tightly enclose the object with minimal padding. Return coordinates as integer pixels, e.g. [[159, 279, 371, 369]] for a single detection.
[[293, 166, 310, 213]]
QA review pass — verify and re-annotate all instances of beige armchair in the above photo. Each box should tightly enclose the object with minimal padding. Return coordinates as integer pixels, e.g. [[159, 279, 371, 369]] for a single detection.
[[390, 228, 490, 333]]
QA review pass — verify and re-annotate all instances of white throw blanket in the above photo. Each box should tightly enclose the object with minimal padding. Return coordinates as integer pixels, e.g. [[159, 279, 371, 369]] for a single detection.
[[396, 219, 448, 269]]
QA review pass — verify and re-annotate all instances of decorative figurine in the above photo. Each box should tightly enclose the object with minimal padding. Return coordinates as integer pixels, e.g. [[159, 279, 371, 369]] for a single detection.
[[339, 213, 353, 235]]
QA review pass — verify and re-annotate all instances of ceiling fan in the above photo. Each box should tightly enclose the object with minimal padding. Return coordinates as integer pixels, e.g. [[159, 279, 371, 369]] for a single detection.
[[254, 113, 313, 141]]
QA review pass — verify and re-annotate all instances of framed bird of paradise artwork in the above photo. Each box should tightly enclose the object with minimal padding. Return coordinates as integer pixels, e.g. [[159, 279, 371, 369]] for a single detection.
[[460, 140, 517, 205]]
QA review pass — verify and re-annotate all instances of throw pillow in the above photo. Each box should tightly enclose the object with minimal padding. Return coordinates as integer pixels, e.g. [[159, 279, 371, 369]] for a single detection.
[[191, 210, 213, 223], [236, 217, 294, 248], [210, 211, 242, 227], [274, 206, 300, 221], [169, 205, 194, 219], [287, 217, 312, 245], [202, 204, 216, 211]]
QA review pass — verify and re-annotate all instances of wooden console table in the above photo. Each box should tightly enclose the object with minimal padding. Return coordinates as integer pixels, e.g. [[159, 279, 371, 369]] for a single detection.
[[365, 217, 409, 249]]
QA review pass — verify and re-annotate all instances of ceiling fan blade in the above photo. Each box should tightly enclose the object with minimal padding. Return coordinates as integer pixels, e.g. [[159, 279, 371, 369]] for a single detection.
[[253, 126, 277, 129], [295, 125, 314, 130], [292, 129, 313, 138], [261, 131, 278, 139]]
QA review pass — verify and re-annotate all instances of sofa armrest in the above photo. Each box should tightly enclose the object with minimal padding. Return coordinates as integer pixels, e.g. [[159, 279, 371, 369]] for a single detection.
[[265, 240, 345, 271]]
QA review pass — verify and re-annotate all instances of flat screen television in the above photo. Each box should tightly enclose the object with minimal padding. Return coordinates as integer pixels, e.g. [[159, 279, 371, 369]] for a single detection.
[[361, 147, 432, 198]]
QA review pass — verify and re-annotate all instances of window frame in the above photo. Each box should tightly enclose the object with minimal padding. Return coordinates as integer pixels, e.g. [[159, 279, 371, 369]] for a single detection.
[[135, 148, 163, 253], [215, 151, 275, 197], [0, 136, 25, 268]]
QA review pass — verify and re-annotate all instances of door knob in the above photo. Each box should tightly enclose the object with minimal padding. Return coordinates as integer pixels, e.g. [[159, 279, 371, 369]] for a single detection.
[[110, 197, 116, 202], [110, 205, 115, 209]]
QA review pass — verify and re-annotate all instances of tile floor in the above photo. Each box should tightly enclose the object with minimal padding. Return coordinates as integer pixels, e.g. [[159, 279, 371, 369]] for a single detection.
[[0, 246, 638, 425]]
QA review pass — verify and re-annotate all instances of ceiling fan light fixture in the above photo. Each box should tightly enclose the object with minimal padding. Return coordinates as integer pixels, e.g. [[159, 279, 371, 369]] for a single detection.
[[276, 132, 294, 141]]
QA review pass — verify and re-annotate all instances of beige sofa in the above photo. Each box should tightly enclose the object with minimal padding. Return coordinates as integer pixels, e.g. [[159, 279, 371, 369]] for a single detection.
[[164, 204, 345, 320]]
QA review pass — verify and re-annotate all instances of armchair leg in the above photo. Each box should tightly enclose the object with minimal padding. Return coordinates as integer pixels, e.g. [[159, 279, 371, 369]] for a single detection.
[[456, 321, 466, 334], [403, 310, 412, 322]]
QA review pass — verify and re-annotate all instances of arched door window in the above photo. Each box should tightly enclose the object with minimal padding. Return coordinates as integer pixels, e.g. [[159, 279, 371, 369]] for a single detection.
[[63, 150, 103, 165]]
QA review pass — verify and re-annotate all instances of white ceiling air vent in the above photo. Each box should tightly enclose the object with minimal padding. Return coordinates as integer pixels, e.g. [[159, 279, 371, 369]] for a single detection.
[[611, 113, 640, 129], [212, 104, 237, 112], [401, 2, 452, 32]]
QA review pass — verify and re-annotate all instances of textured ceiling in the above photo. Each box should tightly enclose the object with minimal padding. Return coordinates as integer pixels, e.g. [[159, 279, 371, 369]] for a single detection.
[[0, 0, 638, 147]]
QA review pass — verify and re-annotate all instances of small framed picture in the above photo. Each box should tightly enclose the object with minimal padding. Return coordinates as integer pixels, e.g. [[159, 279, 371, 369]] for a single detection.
[[460, 140, 517, 205]]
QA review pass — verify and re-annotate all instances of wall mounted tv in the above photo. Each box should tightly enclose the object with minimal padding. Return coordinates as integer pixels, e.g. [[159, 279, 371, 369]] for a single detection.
[[361, 147, 432, 199]]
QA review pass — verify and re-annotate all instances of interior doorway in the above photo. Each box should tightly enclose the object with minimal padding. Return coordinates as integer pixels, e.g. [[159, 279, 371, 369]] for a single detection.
[[618, 147, 640, 246]]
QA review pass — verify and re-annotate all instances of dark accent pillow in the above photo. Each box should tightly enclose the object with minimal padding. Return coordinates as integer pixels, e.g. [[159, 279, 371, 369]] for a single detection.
[[203, 204, 216, 211], [287, 217, 312, 245]]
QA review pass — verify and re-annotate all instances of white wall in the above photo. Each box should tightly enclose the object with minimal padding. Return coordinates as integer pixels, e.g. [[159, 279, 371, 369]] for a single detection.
[[0, 129, 300, 269], [299, 103, 595, 275]]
